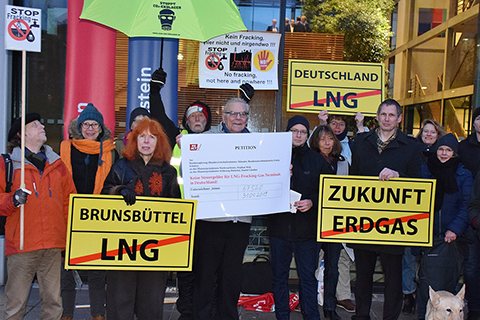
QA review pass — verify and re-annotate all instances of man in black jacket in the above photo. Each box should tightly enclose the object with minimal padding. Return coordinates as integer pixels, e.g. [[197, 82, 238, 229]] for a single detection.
[[350, 99, 422, 320]]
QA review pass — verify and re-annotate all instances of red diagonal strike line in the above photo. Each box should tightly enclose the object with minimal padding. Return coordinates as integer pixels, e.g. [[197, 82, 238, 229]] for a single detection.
[[69, 235, 190, 265], [320, 212, 430, 238], [290, 89, 382, 109]]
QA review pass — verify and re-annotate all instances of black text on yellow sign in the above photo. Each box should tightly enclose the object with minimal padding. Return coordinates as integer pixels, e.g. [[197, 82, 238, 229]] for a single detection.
[[65, 194, 197, 271], [286, 60, 384, 116], [317, 175, 436, 246]]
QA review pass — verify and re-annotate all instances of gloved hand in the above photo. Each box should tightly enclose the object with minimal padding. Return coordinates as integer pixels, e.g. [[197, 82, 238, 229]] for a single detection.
[[119, 188, 136, 206], [151, 68, 167, 86], [13, 188, 30, 207], [239, 83, 254, 103]]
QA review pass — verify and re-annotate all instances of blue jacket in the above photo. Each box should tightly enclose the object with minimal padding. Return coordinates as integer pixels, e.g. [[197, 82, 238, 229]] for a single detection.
[[422, 163, 473, 237]]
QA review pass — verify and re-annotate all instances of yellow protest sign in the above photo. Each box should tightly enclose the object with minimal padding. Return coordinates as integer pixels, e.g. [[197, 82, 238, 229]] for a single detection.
[[317, 175, 436, 246], [65, 194, 196, 271], [286, 60, 384, 116]]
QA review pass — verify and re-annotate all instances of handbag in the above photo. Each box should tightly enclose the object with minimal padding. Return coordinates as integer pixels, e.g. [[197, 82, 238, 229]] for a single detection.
[[241, 254, 273, 294]]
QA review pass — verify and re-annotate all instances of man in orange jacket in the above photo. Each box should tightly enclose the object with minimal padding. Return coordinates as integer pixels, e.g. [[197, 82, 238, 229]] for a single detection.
[[0, 113, 76, 320]]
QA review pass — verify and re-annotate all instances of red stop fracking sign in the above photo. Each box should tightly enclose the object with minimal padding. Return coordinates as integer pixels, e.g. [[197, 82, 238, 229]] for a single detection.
[[8, 19, 30, 41]]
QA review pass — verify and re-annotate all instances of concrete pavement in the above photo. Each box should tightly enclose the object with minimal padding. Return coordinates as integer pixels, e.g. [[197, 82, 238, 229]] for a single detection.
[[0, 284, 420, 320]]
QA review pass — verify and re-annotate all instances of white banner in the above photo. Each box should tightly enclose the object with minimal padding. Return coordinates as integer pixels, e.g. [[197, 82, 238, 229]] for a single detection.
[[181, 133, 292, 219], [199, 31, 281, 90], [5, 5, 42, 52]]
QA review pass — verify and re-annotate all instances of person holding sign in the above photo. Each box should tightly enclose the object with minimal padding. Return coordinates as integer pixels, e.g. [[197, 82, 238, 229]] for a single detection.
[[1, 113, 76, 320], [317, 111, 366, 313], [102, 118, 181, 320], [193, 98, 252, 320], [417, 133, 472, 320], [60, 104, 118, 320], [309, 125, 348, 319], [349, 99, 422, 320], [268, 116, 330, 320]]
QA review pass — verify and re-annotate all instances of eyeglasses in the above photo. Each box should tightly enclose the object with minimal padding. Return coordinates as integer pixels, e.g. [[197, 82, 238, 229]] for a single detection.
[[81, 122, 100, 129], [329, 121, 346, 128], [290, 129, 308, 136], [224, 111, 249, 118], [437, 147, 454, 154]]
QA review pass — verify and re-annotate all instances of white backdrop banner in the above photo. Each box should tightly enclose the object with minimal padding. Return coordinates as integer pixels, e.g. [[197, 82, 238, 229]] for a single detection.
[[199, 31, 281, 90]]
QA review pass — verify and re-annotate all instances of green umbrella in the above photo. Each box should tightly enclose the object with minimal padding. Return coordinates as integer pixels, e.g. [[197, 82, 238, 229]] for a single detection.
[[80, 0, 247, 42]]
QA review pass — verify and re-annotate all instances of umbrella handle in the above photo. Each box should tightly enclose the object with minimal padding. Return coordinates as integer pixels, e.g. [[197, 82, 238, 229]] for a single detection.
[[160, 38, 164, 69]]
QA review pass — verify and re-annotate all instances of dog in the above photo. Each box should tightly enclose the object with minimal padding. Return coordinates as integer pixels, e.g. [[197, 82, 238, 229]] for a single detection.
[[426, 284, 465, 320]]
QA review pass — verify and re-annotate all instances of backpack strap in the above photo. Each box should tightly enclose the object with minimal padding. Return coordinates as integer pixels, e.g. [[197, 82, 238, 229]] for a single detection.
[[2, 154, 13, 193]]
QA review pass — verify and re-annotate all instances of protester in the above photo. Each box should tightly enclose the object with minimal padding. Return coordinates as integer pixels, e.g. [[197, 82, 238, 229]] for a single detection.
[[350, 99, 422, 320], [400, 119, 446, 314], [416, 119, 446, 163], [102, 118, 181, 319], [267, 116, 329, 320], [1, 113, 76, 320], [457, 107, 480, 320], [193, 98, 252, 320], [309, 125, 349, 320], [418, 133, 472, 319], [115, 107, 152, 157], [317, 111, 366, 313], [147, 68, 254, 320], [60, 103, 118, 320], [317, 111, 368, 164]]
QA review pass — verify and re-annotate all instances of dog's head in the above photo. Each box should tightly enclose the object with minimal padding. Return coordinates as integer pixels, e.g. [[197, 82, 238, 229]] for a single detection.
[[427, 285, 465, 320]]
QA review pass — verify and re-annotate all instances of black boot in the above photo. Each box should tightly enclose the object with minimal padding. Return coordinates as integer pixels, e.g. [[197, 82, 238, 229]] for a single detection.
[[324, 309, 342, 320], [402, 292, 416, 314]]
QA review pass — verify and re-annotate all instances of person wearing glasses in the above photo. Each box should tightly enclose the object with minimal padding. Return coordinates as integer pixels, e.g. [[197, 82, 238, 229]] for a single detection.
[[60, 103, 119, 320], [192, 97, 252, 320], [268, 115, 330, 320]]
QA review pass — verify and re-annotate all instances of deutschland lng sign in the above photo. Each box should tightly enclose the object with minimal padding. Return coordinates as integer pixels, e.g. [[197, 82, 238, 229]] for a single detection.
[[287, 60, 384, 116], [65, 194, 197, 271], [317, 175, 436, 246]]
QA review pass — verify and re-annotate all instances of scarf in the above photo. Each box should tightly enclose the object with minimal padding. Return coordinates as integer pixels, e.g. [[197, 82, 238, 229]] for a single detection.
[[426, 154, 460, 212], [376, 128, 398, 153], [60, 138, 115, 194], [25, 147, 47, 173]]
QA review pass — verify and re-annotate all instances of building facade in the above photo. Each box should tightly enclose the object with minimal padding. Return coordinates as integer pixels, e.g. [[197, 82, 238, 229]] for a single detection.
[[386, 0, 478, 138]]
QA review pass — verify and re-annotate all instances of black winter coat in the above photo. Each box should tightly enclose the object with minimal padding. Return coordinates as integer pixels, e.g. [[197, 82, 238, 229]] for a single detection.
[[267, 144, 330, 240], [458, 134, 480, 177], [102, 157, 181, 199], [349, 129, 422, 254]]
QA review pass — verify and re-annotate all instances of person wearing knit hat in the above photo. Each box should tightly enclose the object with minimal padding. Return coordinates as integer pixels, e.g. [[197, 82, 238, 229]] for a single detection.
[[420, 132, 473, 320], [129, 107, 151, 131], [7, 112, 42, 142], [436, 133, 458, 155], [268, 115, 330, 320], [114, 107, 152, 158], [286, 115, 309, 136], [181, 100, 211, 134], [59, 104, 118, 320]]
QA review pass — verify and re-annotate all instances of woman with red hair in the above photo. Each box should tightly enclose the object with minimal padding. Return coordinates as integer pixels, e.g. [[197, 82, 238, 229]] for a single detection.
[[102, 118, 180, 320]]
